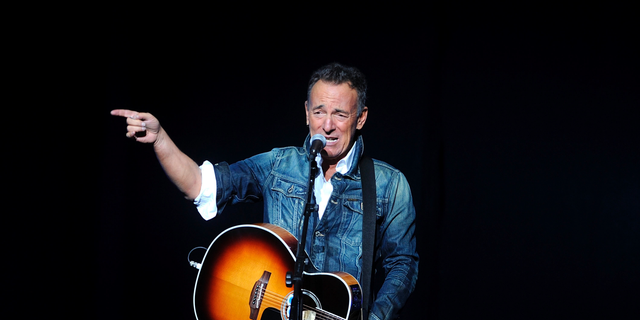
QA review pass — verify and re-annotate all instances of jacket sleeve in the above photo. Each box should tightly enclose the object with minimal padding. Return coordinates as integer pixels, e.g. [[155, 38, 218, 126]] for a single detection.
[[212, 150, 278, 213], [370, 171, 419, 320]]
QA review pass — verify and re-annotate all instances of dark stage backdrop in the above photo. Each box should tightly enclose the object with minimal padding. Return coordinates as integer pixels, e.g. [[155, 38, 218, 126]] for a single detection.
[[93, 6, 638, 320]]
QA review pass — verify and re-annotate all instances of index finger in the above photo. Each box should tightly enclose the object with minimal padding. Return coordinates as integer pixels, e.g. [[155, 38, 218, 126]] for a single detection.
[[110, 109, 140, 119]]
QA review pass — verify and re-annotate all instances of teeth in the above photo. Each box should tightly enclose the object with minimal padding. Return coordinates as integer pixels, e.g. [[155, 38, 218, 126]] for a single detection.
[[327, 138, 337, 141]]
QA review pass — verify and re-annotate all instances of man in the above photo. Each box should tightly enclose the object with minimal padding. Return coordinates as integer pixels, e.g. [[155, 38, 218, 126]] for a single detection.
[[111, 63, 418, 320]]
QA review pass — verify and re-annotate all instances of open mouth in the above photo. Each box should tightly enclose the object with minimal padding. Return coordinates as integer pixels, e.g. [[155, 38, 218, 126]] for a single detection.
[[326, 137, 338, 143]]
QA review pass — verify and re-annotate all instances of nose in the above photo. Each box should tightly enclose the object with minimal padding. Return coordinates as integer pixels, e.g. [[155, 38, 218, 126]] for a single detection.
[[322, 115, 335, 133]]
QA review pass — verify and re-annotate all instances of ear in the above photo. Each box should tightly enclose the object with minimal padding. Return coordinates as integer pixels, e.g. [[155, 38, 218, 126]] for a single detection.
[[305, 101, 310, 126], [356, 106, 368, 130]]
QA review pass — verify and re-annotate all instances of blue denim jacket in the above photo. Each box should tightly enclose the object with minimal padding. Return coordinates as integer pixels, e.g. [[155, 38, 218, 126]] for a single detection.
[[213, 135, 419, 320]]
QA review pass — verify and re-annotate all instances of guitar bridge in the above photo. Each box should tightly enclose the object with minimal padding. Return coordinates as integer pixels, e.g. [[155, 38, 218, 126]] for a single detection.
[[249, 271, 272, 320]]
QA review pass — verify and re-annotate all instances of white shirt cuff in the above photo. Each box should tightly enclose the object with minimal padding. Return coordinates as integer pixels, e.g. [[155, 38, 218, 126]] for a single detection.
[[193, 160, 218, 220]]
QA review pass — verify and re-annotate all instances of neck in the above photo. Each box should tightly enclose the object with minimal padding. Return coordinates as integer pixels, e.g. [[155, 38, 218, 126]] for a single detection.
[[322, 161, 337, 181], [318, 138, 359, 181]]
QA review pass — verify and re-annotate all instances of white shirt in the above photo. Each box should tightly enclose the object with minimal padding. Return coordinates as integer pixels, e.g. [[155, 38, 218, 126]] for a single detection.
[[193, 143, 357, 221], [313, 144, 356, 219]]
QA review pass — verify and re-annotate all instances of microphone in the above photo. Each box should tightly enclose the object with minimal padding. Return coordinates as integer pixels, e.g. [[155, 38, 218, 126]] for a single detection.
[[309, 134, 326, 159]]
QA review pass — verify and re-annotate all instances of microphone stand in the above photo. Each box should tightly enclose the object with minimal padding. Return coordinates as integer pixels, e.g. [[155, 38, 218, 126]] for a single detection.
[[290, 151, 320, 320]]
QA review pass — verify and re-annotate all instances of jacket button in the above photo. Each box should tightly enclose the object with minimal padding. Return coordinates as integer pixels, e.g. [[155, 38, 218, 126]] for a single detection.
[[287, 185, 294, 193]]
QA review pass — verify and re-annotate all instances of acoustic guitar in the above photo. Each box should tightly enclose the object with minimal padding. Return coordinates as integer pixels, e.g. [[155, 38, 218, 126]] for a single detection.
[[193, 223, 363, 320]]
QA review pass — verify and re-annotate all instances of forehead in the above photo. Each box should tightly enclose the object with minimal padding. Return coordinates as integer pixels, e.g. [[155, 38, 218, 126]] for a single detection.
[[309, 81, 358, 111]]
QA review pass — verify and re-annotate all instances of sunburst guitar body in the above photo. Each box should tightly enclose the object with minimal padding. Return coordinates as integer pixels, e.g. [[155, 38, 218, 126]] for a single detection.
[[193, 223, 363, 320]]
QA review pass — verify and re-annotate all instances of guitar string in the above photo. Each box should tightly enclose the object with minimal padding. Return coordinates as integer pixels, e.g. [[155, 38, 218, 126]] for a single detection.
[[246, 289, 349, 320], [258, 291, 345, 320], [260, 290, 346, 320], [213, 278, 349, 320]]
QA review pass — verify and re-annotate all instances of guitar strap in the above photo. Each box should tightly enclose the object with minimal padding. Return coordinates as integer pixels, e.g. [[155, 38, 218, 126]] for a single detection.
[[359, 154, 376, 320]]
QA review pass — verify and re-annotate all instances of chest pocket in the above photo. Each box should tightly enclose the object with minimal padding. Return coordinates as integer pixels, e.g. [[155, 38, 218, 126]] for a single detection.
[[337, 197, 385, 247], [269, 177, 307, 227], [271, 177, 306, 199], [343, 198, 384, 218], [343, 198, 363, 215]]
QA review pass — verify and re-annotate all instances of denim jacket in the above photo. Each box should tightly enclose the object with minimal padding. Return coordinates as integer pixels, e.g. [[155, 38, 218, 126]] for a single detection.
[[213, 135, 419, 320]]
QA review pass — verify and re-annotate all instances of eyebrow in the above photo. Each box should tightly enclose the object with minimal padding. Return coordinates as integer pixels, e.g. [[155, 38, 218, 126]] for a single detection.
[[311, 104, 350, 114]]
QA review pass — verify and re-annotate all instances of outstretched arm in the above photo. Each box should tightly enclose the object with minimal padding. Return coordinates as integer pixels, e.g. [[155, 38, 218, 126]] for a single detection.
[[111, 109, 202, 200]]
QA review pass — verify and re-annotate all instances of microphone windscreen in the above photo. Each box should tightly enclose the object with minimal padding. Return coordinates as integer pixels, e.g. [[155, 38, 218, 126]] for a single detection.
[[310, 134, 326, 147]]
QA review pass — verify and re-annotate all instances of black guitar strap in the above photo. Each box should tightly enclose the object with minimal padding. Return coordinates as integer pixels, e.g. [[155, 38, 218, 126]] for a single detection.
[[359, 155, 376, 320]]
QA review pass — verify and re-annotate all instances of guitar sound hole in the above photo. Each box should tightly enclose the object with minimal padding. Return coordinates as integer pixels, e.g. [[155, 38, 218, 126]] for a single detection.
[[280, 290, 322, 320]]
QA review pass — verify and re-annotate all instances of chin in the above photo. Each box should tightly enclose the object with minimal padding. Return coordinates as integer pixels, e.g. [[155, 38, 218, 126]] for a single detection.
[[321, 150, 337, 159], [322, 151, 343, 161]]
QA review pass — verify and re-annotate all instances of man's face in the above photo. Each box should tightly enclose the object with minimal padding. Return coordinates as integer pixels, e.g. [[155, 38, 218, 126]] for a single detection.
[[305, 80, 368, 164]]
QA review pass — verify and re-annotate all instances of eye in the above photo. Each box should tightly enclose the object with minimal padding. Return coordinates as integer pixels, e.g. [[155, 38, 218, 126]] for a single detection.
[[335, 112, 350, 120]]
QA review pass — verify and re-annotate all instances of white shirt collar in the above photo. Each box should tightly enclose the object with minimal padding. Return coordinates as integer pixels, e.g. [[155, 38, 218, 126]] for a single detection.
[[315, 141, 358, 180]]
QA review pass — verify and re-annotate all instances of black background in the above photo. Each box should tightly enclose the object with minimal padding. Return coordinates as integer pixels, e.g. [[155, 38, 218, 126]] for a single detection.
[[50, 4, 639, 319]]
